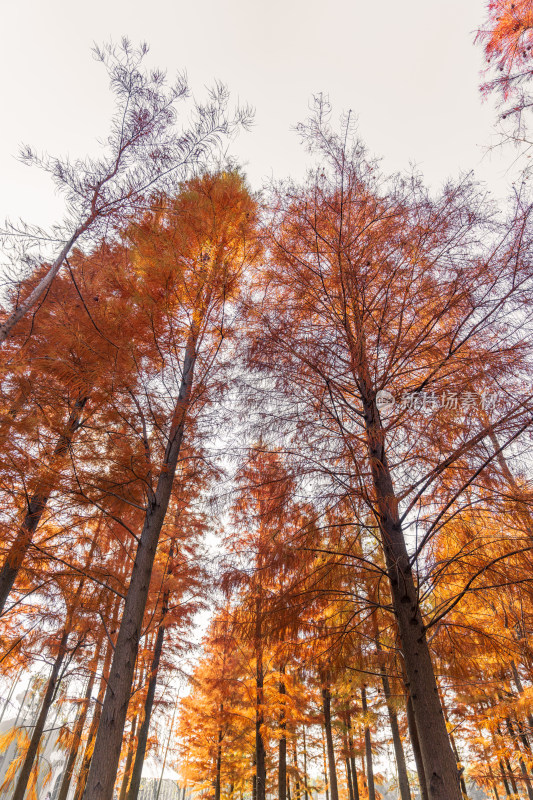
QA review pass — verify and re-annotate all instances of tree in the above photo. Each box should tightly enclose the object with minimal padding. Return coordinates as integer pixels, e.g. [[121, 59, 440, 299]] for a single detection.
[[245, 99, 533, 799], [83, 171, 259, 800]]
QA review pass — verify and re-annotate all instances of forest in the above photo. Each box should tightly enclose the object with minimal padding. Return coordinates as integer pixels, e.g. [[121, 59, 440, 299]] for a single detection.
[[1, 3, 533, 800]]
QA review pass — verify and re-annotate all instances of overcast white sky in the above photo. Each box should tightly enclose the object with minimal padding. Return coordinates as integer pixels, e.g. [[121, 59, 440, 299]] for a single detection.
[[0, 0, 519, 233]]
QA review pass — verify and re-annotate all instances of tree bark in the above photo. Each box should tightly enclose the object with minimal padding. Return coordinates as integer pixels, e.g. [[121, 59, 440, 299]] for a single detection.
[[214, 732, 222, 800], [361, 688, 376, 800], [302, 726, 309, 800], [74, 619, 116, 800], [292, 740, 301, 800], [346, 711, 359, 800], [12, 628, 68, 800], [278, 670, 287, 800], [322, 680, 339, 800], [0, 394, 88, 613], [321, 730, 329, 800], [83, 331, 198, 800], [126, 603, 169, 800], [255, 599, 266, 800], [406, 693, 429, 800], [118, 715, 138, 800]]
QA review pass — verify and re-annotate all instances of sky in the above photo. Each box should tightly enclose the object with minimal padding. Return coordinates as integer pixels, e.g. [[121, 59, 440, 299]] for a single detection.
[[0, 0, 522, 238]]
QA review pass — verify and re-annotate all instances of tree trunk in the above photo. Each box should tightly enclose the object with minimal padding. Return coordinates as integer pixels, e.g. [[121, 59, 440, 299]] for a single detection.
[[278, 670, 287, 800], [83, 332, 198, 800], [505, 718, 533, 800], [354, 348, 462, 800], [292, 740, 301, 800], [439, 688, 468, 798], [126, 613, 168, 800], [0, 223, 92, 344], [255, 599, 266, 800], [57, 665, 98, 800], [361, 688, 376, 800], [214, 733, 222, 800], [302, 726, 309, 800], [321, 730, 329, 800], [345, 758, 354, 800], [322, 681, 339, 800], [74, 622, 115, 800], [499, 760, 512, 798], [346, 711, 359, 800], [12, 628, 68, 800], [376, 643, 411, 800], [406, 693, 429, 800], [118, 716, 138, 800], [0, 394, 88, 613]]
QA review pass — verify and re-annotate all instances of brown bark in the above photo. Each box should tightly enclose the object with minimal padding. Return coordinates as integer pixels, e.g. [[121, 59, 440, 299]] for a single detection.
[[346, 711, 360, 800], [0, 395, 88, 614], [278, 670, 287, 800], [255, 599, 266, 800], [73, 613, 116, 800], [321, 730, 329, 800], [214, 730, 222, 800], [126, 587, 170, 800], [345, 758, 355, 800], [361, 688, 376, 800], [118, 716, 138, 800], [406, 693, 429, 800], [322, 680, 339, 800]]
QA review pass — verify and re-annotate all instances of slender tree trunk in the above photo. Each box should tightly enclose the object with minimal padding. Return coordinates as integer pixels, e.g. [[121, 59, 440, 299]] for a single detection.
[[0, 394, 88, 613], [83, 331, 198, 800], [376, 643, 411, 800], [499, 760, 512, 798], [278, 670, 287, 800], [255, 599, 266, 800], [302, 726, 309, 800], [322, 680, 339, 800], [118, 716, 138, 800], [292, 740, 301, 800], [214, 729, 222, 800], [74, 621, 116, 800], [57, 665, 98, 800], [354, 349, 462, 800], [505, 718, 533, 800], [0, 222, 93, 344], [344, 751, 354, 800], [126, 614, 168, 800], [361, 688, 376, 800], [346, 711, 359, 800], [12, 629, 68, 800], [439, 688, 468, 799], [406, 693, 429, 800], [321, 730, 329, 800]]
